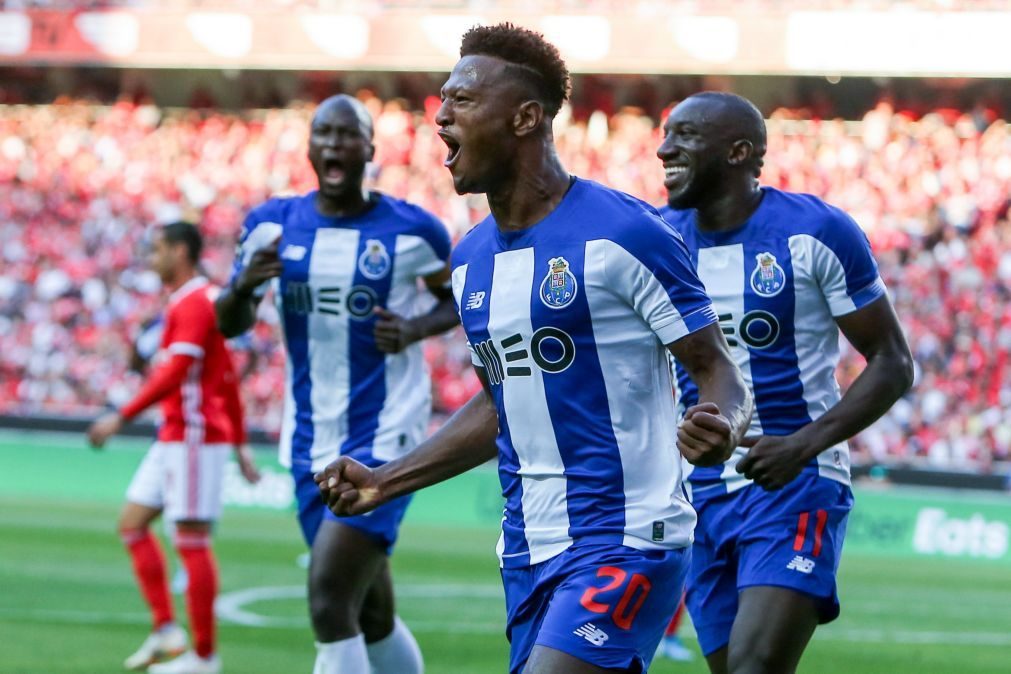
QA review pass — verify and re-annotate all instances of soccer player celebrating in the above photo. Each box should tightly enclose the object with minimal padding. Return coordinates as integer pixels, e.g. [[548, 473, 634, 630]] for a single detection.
[[317, 24, 753, 674], [214, 95, 458, 674], [656, 92, 914, 674], [87, 221, 260, 674]]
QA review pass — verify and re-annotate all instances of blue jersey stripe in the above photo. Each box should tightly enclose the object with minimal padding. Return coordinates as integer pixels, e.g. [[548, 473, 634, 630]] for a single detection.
[[742, 239, 813, 435], [280, 223, 316, 463], [340, 232, 398, 463], [530, 244, 626, 543], [463, 255, 531, 564]]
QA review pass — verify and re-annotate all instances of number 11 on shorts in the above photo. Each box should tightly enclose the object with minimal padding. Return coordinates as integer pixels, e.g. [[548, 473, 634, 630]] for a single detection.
[[579, 566, 653, 630]]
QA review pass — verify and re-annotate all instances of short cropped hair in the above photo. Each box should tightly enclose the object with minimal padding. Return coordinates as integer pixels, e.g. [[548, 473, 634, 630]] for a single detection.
[[460, 23, 571, 117], [160, 221, 203, 265]]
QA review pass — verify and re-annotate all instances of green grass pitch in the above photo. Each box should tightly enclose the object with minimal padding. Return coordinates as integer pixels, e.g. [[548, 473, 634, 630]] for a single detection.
[[0, 432, 1008, 673]]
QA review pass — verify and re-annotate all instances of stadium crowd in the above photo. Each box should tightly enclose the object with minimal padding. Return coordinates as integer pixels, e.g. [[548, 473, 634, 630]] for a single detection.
[[0, 95, 1008, 472]]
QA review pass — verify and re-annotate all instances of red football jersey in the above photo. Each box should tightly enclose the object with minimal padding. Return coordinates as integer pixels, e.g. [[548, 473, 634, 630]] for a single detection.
[[120, 276, 244, 445]]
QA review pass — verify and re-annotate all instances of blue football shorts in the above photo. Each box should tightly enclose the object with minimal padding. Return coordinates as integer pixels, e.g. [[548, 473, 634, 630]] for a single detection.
[[502, 543, 690, 674], [291, 463, 411, 554], [685, 469, 853, 656]]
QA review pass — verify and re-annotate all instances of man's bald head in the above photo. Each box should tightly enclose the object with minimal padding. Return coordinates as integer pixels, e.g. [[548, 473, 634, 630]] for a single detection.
[[313, 94, 374, 140], [680, 92, 767, 177]]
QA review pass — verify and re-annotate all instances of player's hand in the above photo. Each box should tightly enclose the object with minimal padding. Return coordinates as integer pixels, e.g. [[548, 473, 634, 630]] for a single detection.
[[234, 444, 261, 484], [234, 236, 282, 296], [677, 402, 735, 467], [87, 412, 123, 449], [373, 307, 421, 354], [736, 434, 810, 490], [314, 456, 384, 516]]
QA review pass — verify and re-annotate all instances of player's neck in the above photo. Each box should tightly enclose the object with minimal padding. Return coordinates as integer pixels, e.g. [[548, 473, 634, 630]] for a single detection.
[[166, 268, 198, 293], [486, 150, 570, 232], [315, 186, 372, 219], [695, 183, 763, 234]]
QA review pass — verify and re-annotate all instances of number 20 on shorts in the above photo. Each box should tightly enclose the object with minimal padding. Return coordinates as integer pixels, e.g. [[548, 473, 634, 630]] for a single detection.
[[578, 566, 652, 630]]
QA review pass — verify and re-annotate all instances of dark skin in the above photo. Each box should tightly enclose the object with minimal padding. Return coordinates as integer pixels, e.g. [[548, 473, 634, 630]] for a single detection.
[[214, 96, 458, 646], [658, 94, 914, 674], [318, 56, 752, 674]]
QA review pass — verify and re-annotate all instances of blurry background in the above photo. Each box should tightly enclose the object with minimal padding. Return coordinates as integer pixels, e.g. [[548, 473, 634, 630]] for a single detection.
[[0, 2, 1009, 673]]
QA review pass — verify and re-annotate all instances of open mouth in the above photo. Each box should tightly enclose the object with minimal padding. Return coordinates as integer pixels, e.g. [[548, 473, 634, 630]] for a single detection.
[[321, 157, 346, 185], [663, 164, 689, 189], [439, 132, 462, 168]]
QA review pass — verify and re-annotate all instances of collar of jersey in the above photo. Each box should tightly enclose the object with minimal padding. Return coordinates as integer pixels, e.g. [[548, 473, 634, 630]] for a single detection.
[[692, 186, 772, 246], [491, 176, 584, 248], [302, 190, 386, 227]]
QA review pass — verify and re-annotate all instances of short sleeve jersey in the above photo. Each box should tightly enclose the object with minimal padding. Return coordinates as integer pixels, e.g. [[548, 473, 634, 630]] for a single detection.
[[451, 178, 717, 569], [660, 187, 886, 493], [230, 191, 452, 472]]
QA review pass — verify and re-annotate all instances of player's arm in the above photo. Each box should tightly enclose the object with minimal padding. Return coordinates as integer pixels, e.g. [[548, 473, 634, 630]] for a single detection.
[[316, 369, 498, 516], [373, 265, 460, 354], [215, 237, 282, 339], [667, 324, 753, 467], [737, 296, 912, 488], [87, 352, 197, 448]]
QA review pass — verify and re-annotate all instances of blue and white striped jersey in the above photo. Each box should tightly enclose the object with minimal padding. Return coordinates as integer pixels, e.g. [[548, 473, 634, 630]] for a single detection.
[[660, 187, 886, 494], [232, 191, 452, 472], [451, 178, 718, 569]]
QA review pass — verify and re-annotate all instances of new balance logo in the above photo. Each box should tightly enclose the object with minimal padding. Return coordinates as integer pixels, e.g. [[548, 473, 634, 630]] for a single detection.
[[465, 291, 486, 310], [573, 623, 609, 646], [280, 244, 307, 261], [786, 555, 815, 574]]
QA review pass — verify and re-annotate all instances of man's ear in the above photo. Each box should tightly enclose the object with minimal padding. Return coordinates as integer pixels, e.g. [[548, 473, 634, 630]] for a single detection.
[[728, 139, 754, 166], [513, 100, 544, 137], [366, 141, 376, 162]]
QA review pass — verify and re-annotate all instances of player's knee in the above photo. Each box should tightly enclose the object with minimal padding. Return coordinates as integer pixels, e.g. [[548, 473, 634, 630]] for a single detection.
[[308, 586, 358, 634], [359, 601, 394, 643], [728, 639, 793, 674]]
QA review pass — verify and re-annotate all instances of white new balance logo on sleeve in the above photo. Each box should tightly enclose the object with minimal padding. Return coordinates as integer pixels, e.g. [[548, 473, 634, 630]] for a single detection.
[[465, 291, 486, 310]]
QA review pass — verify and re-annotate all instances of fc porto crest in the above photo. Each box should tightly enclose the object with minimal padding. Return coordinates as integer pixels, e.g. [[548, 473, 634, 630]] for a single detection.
[[539, 256, 578, 309], [750, 252, 786, 297], [358, 239, 391, 280]]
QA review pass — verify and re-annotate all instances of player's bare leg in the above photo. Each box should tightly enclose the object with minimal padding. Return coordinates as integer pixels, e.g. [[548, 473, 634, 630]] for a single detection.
[[522, 646, 626, 674], [309, 520, 387, 673], [358, 560, 395, 641], [361, 561, 423, 672], [725, 586, 819, 674], [309, 520, 387, 641], [705, 646, 730, 674]]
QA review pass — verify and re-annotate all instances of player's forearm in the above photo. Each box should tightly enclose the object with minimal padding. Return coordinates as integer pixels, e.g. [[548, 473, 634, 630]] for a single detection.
[[374, 391, 498, 501], [695, 359, 753, 450], [405, 297, 460, 344], [214, 288, 258, 339], [795, 346, 913, 457]]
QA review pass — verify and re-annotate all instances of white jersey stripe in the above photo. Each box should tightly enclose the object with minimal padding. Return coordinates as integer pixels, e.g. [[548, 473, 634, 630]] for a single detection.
[[584, 240, 696, 549], [488, 248, 572, 565], [694, 245, 762, 491], [789, 235, 850, 482], [305, 228, 360, 470]]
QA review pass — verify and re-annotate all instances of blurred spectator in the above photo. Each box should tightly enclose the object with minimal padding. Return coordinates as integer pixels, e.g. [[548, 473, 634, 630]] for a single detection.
[[0, 95, 1009, 474]]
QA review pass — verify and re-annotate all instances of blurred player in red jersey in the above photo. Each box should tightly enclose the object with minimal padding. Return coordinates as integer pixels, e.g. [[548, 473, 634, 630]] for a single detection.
[[87, 221, 260, 674]]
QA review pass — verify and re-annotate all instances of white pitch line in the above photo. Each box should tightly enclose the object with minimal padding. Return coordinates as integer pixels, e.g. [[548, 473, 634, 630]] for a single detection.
[[7, 584, 1011, 647]]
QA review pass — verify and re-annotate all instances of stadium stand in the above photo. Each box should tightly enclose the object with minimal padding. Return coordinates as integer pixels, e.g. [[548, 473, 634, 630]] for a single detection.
[[1, 95, 1008, 472]]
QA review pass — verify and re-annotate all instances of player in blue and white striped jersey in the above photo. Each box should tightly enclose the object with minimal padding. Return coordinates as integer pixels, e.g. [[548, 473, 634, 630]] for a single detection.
[[317, 25, 753, 674], [657, 92, 913, 674], [215, 95, 458, 674]]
